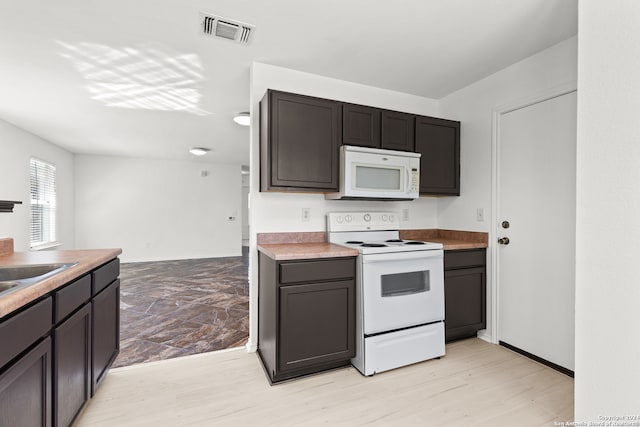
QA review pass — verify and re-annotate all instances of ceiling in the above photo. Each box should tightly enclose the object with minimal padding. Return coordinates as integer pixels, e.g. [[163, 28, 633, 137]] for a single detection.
[[0, 0, 577, 166]]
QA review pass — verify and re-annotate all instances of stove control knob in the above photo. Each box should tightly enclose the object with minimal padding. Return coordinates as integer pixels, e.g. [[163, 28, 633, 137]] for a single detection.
[[345, 215, 352, 223], [364, 213, 371, 222], [389, 214, 396, 222], [381, 214, 388, 221], [336, 216, 343, 224]]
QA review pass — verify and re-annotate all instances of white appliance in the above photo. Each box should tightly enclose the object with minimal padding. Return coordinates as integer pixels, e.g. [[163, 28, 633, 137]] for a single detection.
[[325, 145, 421, 201], [327, 211, 445, 376]]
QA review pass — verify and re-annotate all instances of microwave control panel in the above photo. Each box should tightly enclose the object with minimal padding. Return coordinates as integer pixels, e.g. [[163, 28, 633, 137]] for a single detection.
[[411, 168, 419, 192]]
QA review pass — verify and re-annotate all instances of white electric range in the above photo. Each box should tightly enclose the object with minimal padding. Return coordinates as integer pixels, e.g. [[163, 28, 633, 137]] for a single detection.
[[327, 211, 446, 376]]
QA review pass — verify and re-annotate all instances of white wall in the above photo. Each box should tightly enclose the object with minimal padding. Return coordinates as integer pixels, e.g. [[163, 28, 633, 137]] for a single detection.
[[75, 155, 242, 263], [575, 2, 640, 421], [438, 36, 578, 231], [438, 36, 578, 340], [246, 63, 442, 350], [0, 119, 75, 251]]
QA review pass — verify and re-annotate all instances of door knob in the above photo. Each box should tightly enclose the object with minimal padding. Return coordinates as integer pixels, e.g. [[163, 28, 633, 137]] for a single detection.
[[498, 237, 510, 245], [501, 221, 510, 229]]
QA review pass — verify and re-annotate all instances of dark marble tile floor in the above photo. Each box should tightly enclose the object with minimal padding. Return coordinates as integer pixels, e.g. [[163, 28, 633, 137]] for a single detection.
[[113, 250, 249, 368]]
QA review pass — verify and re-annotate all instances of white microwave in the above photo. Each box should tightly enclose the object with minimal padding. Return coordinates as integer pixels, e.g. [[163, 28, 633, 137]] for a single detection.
[[325, 145, 421, 200]]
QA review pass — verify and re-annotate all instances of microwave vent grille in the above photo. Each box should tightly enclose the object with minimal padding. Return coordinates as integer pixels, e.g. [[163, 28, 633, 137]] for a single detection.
[[200, 13, 254, 45]]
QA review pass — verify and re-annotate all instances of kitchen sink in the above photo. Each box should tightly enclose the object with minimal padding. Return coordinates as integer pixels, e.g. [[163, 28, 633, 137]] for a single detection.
[[0, 262, 78, 296]]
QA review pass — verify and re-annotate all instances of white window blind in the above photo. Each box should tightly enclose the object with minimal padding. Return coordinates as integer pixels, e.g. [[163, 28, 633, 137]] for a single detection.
[[30, 158, 57, 248]]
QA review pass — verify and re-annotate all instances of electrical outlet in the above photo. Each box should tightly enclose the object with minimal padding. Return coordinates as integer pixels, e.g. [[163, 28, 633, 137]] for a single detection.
[[301, 208, 310, 222], [476, 208, 485, 222], [402, 208, 409, 221]]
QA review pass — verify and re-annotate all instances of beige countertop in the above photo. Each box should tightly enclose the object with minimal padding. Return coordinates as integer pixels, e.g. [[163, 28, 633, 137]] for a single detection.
[[256, 229, 487, 261], [258, 242, 358, 261], [0, 245, 122, 318], [400, 229, 488, 250]]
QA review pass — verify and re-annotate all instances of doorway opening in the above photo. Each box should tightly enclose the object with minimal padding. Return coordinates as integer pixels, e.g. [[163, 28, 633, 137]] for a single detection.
[[113, 167, 250, 367]]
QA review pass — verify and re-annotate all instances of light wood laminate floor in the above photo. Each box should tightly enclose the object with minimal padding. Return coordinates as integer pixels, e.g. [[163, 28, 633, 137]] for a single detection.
[[76, 338, 573, 426]]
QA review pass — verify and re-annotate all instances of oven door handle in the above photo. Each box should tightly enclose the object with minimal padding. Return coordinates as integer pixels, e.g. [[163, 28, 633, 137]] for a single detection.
[[362, 250, 443, 263]]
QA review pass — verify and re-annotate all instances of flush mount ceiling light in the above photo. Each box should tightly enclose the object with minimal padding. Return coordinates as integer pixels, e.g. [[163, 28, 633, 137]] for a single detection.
[[233, 112, 250, 126], [189, 147, 211, 156]]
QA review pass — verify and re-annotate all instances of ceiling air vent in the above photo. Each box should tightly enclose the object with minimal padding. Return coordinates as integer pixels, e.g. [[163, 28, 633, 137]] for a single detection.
[[200, 13, 254, 45]]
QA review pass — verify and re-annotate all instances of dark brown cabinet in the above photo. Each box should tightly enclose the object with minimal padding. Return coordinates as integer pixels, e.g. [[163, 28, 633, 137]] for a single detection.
[[53, 304, 91, 427], [0, 308, 52, 427], [260, 89, 461, 196], [381, 110, 415, 151], [342, 103, 381, 148], [342, 106, 415, 152], [444, 249, 486, 342], [0, 257, 119, 427], [260, 90, 341, 192], [258, 254, 356, 383], [415, 116, 460, 195], [91, 277, 119, 394]]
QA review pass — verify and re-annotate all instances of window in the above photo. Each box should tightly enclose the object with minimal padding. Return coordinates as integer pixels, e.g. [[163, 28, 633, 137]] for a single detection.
[[30, 158, 57, 248]]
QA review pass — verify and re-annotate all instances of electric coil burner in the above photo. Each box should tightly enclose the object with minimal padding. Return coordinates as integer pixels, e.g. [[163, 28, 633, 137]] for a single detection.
[[327, 211, 445, 376]]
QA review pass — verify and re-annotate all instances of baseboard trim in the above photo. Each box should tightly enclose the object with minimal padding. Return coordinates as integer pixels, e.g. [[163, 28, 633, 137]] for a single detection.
[[245, 340, 258, 353], [477, 332, 493, 344], [499, 341, 574, 378]]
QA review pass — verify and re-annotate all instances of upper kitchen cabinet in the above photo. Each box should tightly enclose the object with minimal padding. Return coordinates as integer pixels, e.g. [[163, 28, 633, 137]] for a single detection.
[[415, 116, 460, 196], [381, 110, 415, 151], [260, 90, 341, 192], [342, 103, 381, 148]]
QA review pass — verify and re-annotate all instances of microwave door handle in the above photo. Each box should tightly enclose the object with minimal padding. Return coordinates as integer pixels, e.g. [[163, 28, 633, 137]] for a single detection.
[[406, 168, 411, 193]]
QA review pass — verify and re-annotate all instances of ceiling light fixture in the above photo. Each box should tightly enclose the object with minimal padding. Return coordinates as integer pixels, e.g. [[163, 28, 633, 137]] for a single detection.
[[233, 112, 250, 126], [189, 147, 211, 156]]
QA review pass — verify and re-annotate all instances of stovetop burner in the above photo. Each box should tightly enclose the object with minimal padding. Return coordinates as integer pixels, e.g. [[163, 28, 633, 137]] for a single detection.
[[361, 243, 388, 247], [346, 240, 364, 244], [404, 241, 426, 245], [385, 239, 404, 243]]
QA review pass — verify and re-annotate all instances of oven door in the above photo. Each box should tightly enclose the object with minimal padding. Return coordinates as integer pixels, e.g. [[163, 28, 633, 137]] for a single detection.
[[361, 250, 444, 335]]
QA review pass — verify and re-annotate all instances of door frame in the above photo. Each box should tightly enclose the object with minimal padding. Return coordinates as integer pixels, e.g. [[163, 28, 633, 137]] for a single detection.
[[490, 81, 577, 344]]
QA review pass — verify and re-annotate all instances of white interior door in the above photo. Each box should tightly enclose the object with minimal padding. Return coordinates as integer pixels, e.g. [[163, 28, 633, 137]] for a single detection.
[[497, 91, 576, 371]]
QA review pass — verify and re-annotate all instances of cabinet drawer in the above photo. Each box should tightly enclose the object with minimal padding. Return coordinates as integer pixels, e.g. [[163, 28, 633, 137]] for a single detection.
[[92, 258, 119, 295], [444, 249, 486, 270], [55, 274, 91, 323], [0, 297, 52, 368], [279, 258, 355, 284]]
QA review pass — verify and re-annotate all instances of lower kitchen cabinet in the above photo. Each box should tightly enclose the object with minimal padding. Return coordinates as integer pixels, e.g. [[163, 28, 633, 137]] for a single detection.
[[0, 257, 120, 427], [53, 304, 91, 427], [258, 254, 356, 383], [91, 278, 120, 394], [0, 337, 52, 427], [444, 249, 486, 342]]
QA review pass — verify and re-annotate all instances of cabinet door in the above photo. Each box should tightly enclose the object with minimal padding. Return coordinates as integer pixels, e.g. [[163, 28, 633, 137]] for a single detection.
[[54, 304, 91, 427], [0, 337, 52, 427], [262, 91, 340, 191], [381, 110, 415, 151], [444, 267, 486, 342], [342, 103, 381, 148], [91, 279, 119, 395], [278, 280, 354, 372], [415, 116, 460, 195]]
